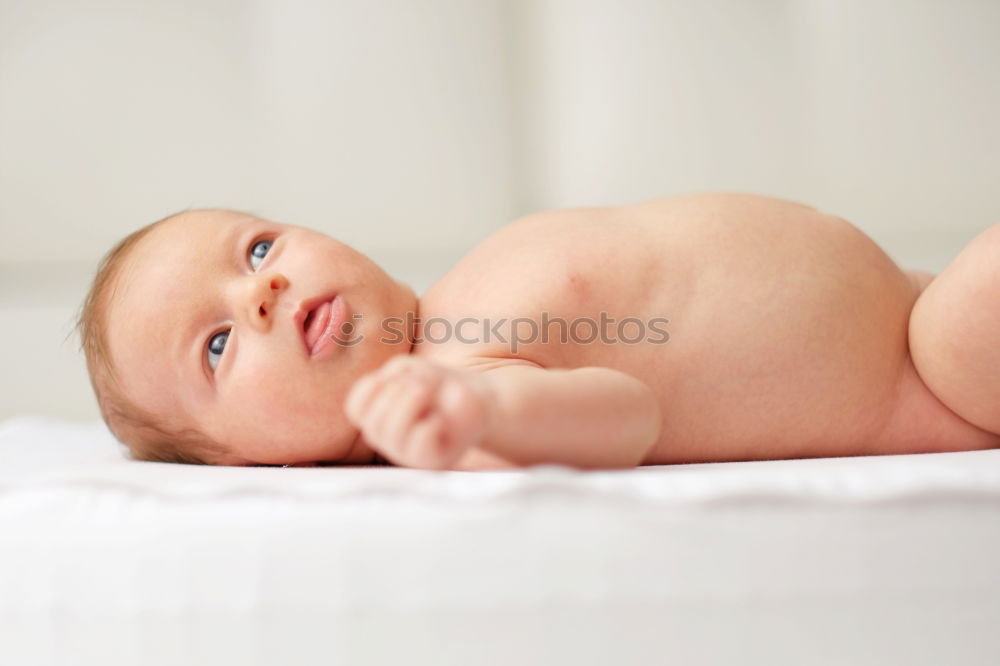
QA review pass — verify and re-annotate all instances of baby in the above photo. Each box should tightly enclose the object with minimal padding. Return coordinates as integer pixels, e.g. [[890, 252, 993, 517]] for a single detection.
[[78, 193, 1000, 469]]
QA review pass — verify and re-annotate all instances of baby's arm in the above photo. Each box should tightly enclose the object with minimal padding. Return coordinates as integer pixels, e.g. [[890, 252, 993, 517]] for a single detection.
[[344, 356, 661, 470]]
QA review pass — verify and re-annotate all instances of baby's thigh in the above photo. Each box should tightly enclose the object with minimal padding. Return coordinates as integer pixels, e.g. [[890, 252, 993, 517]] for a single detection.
[[908, 224, 1000, 434], [868, 258, 1000, 453]]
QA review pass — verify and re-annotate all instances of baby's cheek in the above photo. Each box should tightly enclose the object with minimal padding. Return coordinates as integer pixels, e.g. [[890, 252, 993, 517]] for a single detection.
[[226, 368, 353, 449], [217, 334, 381, 458]]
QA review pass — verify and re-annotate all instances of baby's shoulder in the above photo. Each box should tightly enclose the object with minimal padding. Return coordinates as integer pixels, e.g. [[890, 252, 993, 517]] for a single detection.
[[421, 209, 597, 314]]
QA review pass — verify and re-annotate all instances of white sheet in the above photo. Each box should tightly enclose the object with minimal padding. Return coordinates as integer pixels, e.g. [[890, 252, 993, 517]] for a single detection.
[[3, 415, 1000, 666]]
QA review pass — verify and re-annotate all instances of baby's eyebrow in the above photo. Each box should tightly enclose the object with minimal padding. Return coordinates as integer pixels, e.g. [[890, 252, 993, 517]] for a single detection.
[[216, 222, 251, 268]]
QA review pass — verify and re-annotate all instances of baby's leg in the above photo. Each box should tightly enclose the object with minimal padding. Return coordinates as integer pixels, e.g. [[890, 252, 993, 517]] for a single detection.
[[909, 224, 1000, 434]]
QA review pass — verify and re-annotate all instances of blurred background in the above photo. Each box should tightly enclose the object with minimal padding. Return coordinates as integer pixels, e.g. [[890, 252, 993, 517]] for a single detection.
[[1, 0, 999, 421]]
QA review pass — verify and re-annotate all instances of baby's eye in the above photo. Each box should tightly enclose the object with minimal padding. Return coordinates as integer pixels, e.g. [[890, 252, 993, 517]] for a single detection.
[[207, 330, 230, 371], [248, 239, 272, 270]]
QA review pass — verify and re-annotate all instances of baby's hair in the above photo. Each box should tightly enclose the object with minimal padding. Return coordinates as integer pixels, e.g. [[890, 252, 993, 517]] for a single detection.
[[76, 210, 227, 465]]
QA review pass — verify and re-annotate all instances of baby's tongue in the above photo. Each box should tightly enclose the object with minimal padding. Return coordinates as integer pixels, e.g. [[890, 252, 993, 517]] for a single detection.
[[304, 301, 332, 351]]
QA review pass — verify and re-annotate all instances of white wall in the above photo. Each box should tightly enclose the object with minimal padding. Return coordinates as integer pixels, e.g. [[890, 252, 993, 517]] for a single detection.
[[512, 0, 1000, 262], [0, 0, 515, 269], [2, 0, 999, 419]]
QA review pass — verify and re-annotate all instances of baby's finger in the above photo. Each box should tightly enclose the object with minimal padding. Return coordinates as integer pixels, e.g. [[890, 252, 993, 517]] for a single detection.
[[381, 375, 437, 448], [402, 412, 449, 469], [345, 371, 389, 423], [363, 375, 426, 445]]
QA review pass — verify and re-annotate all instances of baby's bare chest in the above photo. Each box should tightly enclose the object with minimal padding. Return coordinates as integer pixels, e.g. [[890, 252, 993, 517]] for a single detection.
[[417, 210, 678, 371], [419, 194, 895, 369], [419, 194, 920, 460]]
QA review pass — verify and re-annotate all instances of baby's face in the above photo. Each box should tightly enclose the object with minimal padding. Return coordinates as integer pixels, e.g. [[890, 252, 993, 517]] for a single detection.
[[106, 210, 416, 465]]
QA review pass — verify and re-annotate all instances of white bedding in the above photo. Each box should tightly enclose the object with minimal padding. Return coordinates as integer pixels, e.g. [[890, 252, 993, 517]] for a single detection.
[[2, 415, 1000, 666]]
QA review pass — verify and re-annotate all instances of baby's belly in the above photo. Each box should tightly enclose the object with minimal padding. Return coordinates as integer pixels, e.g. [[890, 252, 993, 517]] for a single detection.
[[632, 204, 991, 463]]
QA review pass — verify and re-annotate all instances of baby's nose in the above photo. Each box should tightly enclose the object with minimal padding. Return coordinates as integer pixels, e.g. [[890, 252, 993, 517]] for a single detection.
[[252, 273, 289, 321]]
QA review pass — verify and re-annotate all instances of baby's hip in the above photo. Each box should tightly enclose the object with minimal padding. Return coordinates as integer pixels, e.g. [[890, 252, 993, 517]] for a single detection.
[[647, 263, 990, 462]]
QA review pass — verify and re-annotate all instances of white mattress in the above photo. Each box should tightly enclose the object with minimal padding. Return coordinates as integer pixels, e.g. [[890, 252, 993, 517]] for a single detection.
[[2, 416, 1000, 666]]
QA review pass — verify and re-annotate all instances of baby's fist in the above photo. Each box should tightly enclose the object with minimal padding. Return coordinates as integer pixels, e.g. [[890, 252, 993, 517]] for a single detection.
[[344, 356, 493, 469]]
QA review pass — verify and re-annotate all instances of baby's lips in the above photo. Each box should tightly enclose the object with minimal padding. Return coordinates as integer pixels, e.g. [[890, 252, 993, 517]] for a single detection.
[[293, 293, 339, 355], [303, 300, 333, 352]]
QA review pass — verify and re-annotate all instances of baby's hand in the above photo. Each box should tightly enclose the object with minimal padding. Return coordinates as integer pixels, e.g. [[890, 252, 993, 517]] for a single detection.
[[344, 356, 493, 469]]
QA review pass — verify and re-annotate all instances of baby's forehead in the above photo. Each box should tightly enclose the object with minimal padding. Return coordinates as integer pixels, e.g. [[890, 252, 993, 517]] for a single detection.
[[126, 210, 254, 293], [129, 211, 270, 273], [153, 209, 257, 239]]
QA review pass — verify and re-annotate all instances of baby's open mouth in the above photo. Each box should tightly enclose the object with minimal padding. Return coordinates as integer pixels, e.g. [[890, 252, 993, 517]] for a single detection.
[[303, 301, 332, 353], [299, 295, 344, 356], [302, 307, 319, 336]]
